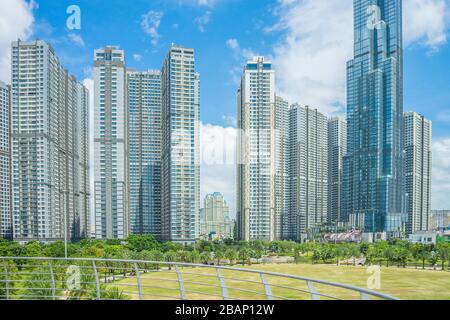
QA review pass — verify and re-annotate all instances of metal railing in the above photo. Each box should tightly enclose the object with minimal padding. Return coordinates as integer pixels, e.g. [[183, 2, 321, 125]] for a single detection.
[[0, 257, 399, 300]]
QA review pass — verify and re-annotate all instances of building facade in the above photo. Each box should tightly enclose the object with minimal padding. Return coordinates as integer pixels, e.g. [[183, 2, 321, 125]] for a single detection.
[[94, 47, 129, 239], [328, 118, 347, 225], [430, 210, 450, 231], [127, 70, 162, 238], [343, 0, 404, 234], [11, 40, 90, 241], [200, 193, 232, 239], [160, 45, 200, 243], [287, 105, 328, 241], [0, 81, 11, 239], [404, 112, 432, 234], [237, 57, 286, 241]]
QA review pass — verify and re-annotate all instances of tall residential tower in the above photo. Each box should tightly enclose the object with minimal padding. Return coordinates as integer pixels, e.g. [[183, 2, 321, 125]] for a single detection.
[[0, 81, 11, 239], [160, 45, 200, 243], [287, 105, 328, 241], [328, 118, 347, 226], [237, 57, 288, 241], [127, 70, 162, 238], [404, 112, 432, 234], [11, 40, 90, 240], [94, 47, 129, 239]]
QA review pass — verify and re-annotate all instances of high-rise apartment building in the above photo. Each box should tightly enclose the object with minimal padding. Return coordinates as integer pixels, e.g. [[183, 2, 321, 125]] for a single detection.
[[328, 118, 347, 225], [0, 81, 11, 239], [287, 105, 328, 241], [343, 0, 404, 234], [236, 57, 287, 241], [161, 45, 200, 243], [429, 210, 450, 231], [127, 70, 162, 238], [94, 46, 129, 239], [404, 112, 432, 234], [11, 40, 90, 240], [200, 192, 232, 239]]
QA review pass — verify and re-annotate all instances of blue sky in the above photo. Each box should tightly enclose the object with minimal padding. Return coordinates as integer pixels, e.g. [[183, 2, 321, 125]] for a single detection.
[[1, 0, 450, 215]]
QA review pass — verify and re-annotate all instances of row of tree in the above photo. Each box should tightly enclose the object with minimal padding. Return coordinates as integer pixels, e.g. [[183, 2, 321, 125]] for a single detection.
[[1, 236, 449, 270]]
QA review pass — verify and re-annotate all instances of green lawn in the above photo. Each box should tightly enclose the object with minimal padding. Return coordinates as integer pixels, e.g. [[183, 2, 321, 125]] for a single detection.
[[112, 264, 450, 300]]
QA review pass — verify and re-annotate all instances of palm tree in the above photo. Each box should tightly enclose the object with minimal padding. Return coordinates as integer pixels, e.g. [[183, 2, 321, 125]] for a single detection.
[[225, 249, 237, 266], [214, 250, 225, 265], [238, 248, 251, 265], [437, 244, 449, 271]]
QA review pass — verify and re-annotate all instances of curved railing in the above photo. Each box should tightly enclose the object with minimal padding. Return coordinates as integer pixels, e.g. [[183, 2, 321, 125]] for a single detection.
[[0, 257, 399, 300]]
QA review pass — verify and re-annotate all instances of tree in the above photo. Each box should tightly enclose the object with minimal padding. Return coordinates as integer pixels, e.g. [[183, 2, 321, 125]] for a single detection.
[[238, 248, 251, 265], [429, 250, 439, 270], [126, 235, 160, 252], [214, 250, 225, 265], [225, 249, 237, 265], [437, 244, 449, 271]]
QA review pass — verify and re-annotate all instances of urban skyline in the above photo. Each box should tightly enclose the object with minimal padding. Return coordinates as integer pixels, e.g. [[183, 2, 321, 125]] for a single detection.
[[0, 0, 448, 243]]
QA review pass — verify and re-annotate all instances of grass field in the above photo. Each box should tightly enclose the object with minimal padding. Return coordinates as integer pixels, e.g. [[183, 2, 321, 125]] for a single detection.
[[112, 264, 450, 300]]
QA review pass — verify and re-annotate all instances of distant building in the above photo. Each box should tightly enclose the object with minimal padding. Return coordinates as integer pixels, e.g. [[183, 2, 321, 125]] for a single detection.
[[0, 81, 11, 239], [430, 210, 450, 231], [404, 112, 432, 235], [200, 193, 232, 240], [408, 231, 438, 245]]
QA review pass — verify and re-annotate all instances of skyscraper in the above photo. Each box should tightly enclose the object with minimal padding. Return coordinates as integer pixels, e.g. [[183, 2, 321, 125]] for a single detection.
[[11, 40, 90, 240], [127, 70, 162, 238], [200, 192, 232, 239], [161, 45, 200, 243], [237, 57, 286, 241], [94, 46, 129, 239], [404, 112, 432, 235], [328, 118, 347, 225], [343, 0, 404, 234], [287, 105, 328, 241], [0, 81, 11, 239]]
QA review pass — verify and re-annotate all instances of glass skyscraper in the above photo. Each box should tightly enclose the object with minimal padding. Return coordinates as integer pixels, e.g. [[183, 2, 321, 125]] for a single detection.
[[343, 0, 404, 233], [127, 70, 162, 238]]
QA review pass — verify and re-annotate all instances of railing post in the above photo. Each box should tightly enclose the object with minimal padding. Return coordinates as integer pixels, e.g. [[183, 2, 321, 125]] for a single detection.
[[307, 281, 320, 300], [360, 292, 370, 300], [3, 262, 9, 300], [49, 262, 56, 300], [92, 261, 101, 300], [216, 268, 229, 300], [260, 273, 273, 300], [175, 266, 187, 300], [134, 263, 143, 300]]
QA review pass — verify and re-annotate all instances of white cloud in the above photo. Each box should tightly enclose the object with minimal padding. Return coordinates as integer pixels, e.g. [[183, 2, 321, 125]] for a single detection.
[[141, 11, 164, 45], [195, 11, 211, 32], [0, 0, 35, 83], [268, 0, 450, 115], [67, 33, 85, 47], [133, 54, 143, 62], [226, 38, 240, 55], [200, 123, 237, 217], [432, 137, 450, 210], [404, 0, 449, 49]]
